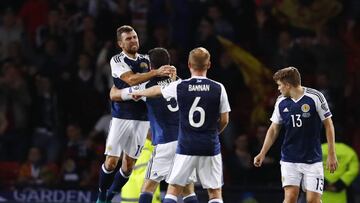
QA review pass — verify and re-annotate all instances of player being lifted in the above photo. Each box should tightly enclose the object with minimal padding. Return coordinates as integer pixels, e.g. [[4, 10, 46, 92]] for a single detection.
[[254, 67, 338, 203], [96, 25, 175, 203], [110, 47, 199, 203], [131, 47, 231, 203]]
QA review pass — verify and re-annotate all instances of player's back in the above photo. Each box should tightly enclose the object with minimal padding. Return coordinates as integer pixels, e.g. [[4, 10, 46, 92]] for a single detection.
[[110, 52, 149, 121], [176, 76, 224, 156], [145, 77, 179, 145]]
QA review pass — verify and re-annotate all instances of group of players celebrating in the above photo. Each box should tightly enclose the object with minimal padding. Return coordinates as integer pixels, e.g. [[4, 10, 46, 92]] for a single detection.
[[95, 25, 338, 203]]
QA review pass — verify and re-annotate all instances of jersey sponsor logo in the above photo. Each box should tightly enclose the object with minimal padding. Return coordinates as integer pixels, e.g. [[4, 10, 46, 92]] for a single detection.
[[188, 84, 210, 91], [140, 62, 148, 69], [283, 107, 289, 112], [302, 112, 311, 118], [301, 104, 310, 112]]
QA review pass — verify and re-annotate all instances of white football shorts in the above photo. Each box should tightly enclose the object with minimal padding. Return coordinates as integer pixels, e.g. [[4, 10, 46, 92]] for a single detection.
[[145, 141, 196, 183], [280, 161, 324, 194], [104, 118, 150, 159], [166, 153, 223, 189]]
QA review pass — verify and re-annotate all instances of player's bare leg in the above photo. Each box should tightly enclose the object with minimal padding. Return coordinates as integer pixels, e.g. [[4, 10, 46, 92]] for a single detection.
[[106, 153, 137, 201], [139, 179, 159, 203], [104, 155, 120, 171], [139, 176, 197, 203], [163, 184, 184, 203], [305, 190, 321, 203], [207, 188, 222, 203], [283, 186, 300, 203], [121, 153, 137, 174]]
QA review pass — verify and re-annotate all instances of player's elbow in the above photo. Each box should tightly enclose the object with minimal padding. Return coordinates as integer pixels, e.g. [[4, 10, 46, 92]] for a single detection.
[[109, 88, 122, 102], [109, 92, 116, 101], [220, 119, 229, 129], [219, 113, 229, 132]]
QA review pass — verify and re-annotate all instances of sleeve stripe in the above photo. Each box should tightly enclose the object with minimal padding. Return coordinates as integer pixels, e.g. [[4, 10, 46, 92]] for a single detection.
[[306, 89, 325, 103], [113, 53, 124, 63]]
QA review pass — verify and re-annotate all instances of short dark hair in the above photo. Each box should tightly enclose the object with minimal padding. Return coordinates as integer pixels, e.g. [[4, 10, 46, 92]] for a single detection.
[[148, 47, 170, 69], [116, 25, 134, 41], [273, 66, 301, 87]]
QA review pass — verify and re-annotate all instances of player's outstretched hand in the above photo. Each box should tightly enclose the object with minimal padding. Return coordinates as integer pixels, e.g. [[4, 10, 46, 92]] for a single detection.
[[253, 153, 265, 167], [156, 65, 176, 77], [326, 154, 338, 173]]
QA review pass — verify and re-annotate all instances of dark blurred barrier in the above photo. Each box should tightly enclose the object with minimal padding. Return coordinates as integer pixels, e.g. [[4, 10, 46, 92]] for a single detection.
[[1, 186, 359, 202]]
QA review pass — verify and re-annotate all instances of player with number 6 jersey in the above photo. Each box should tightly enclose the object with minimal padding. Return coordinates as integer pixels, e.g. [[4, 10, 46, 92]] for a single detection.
[[131, 47, 231, 203]]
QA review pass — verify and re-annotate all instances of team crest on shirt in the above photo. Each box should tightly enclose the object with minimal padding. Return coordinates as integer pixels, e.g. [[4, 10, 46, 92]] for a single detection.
[[140, 62, 148, 69], [301, 104, 310, 112], [301, 104, 311, 118]]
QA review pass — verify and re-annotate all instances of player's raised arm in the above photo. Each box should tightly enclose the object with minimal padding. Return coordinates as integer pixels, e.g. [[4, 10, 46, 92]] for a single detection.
[[131, 85, 162, 98], [110, 85, 145, 102], [323, 117, 338, 173], [254, 122, 281, 167], [120, 65, 175, 86]]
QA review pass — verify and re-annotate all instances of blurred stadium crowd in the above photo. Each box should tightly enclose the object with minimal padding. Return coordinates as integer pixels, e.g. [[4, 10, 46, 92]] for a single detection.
[[0, 0, 359, 199]]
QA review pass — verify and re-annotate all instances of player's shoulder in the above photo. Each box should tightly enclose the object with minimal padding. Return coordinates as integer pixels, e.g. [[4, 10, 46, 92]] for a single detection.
[[275, 94, 287, 105], [138, 53, 149, 61], [111, 53, 126, 64], [304, 87, 326, 103], [206, 78, 225, 87]]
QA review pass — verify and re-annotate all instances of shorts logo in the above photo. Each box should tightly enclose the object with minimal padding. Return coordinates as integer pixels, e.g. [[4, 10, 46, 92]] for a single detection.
[[301, 104, 310, 113], [106, 146, 113, 151], [140, 62, 148, 69]]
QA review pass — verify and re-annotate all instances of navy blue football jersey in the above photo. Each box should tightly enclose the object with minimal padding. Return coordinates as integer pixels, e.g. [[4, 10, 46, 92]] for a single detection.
[[145, 77, 179, 145], [161, 76, 231, 156], [110, 52, 149, 121], [271, 87, 332, 163]]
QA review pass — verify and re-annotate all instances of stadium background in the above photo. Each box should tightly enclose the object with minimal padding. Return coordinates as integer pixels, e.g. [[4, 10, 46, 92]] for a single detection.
[[0, 0, 359, 202]]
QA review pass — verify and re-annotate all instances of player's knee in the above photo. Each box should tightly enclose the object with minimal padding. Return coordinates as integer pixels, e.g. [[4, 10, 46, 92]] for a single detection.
[[207, 188, 222, 200], [122, 156, 136, 173], [284, 192, 298, 203], [142, 179, 158, 193], [104, 157, 118, 171], [306, 197, 321, 203], [182, 184, 195, 196]]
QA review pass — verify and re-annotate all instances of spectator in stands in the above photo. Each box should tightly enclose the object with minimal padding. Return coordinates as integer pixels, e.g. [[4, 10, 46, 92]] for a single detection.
[[0, 61, 31, 161], [0, 8, 23, 61], [31, 73, 61, 163], [17, 147, 57, 187]]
